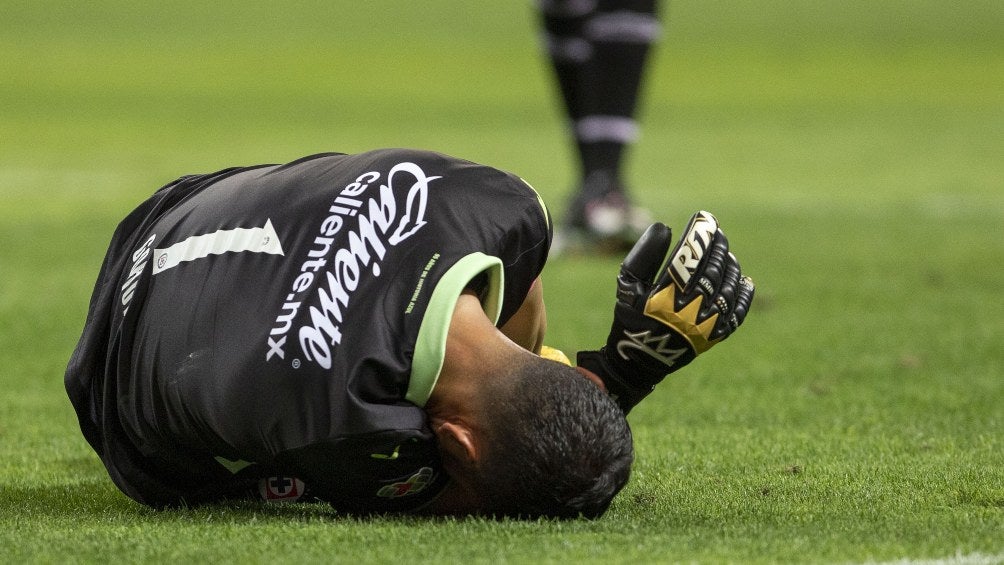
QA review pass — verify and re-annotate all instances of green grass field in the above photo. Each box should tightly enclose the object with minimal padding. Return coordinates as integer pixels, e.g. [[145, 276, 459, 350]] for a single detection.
[[2, 1, 1002, 563]]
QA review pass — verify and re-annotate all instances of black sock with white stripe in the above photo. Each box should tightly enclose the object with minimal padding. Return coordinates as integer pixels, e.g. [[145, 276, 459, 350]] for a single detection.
[[540, 0, 661, 197]]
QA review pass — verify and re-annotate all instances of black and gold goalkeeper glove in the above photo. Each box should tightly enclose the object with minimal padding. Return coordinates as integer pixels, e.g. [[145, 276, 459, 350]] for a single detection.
[[577, 211, 755, 413]]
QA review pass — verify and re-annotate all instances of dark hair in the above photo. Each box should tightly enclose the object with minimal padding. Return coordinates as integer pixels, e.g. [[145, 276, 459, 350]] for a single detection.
[[472, 356, 633, 519]]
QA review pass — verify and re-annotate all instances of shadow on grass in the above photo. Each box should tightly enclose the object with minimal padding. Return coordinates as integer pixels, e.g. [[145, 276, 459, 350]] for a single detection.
[[2, 480, 344, 524], [3, 479, 484, 527]]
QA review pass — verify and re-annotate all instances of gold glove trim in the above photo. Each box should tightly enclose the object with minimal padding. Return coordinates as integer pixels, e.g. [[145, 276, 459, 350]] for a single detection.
[[644, 284, 720, 354]]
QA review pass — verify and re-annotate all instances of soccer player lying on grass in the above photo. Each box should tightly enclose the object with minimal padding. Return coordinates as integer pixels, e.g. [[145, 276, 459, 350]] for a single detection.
[[65, 149, 754, 519]]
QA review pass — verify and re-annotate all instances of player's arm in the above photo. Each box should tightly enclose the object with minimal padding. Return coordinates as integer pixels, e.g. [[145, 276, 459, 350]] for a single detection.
[[498, 276, 546, 354], [498, 280, 601, 390], [577, 211, 755, 414]]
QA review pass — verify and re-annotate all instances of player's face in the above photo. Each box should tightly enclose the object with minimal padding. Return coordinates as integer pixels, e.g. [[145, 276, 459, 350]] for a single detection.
[[419, 475, 484, 516]]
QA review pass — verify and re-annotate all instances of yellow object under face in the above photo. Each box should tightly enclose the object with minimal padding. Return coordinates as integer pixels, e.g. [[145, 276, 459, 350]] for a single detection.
[[540, 345, 572, 366]]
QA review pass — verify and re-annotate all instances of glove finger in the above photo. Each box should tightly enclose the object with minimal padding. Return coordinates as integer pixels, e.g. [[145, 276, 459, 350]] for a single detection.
[[617, 223, 672, 307], [621, 222, 672, 284], [710, 251, 742, 339], [660, 211, 720, 293], [734, 274, 755, 327], [690, 229, 730, 298]]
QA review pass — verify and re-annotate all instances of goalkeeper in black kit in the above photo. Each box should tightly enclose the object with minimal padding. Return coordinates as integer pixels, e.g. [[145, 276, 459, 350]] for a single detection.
[[65, 148, 754, 519]]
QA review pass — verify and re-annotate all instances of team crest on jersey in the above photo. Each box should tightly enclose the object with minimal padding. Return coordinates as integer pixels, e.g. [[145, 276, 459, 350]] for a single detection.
[[259, 476, 307, 502], [264, 162, 440, 368], [376, 467, 434, 499]]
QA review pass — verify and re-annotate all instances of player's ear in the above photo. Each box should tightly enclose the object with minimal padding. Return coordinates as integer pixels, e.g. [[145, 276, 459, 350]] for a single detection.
[[433, 420, 479, 466], [575, 365, 608, 393]]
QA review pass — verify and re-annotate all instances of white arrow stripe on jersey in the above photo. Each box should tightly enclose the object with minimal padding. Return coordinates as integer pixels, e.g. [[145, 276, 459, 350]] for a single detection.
[[151, 219, 284, 275]]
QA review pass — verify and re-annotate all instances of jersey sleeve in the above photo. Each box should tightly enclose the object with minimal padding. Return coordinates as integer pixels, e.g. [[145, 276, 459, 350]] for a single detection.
[[493, 177, 553, 326], [406, 252, 503, 407]]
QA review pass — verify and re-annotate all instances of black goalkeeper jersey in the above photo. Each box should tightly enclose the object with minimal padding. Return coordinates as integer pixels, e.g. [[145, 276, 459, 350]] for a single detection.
[[65, 149, 551, 513]]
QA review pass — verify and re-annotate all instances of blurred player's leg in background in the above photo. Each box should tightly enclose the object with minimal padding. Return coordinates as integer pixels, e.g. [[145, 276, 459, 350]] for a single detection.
[[538, 0, 661, 253]]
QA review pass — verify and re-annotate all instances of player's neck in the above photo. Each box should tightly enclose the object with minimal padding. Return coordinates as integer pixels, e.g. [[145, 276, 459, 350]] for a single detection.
[[426, 292, 515, 422]]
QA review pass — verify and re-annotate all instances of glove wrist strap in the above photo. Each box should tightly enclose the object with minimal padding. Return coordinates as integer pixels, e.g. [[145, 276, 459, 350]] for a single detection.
[[576, 350, 656, 414]]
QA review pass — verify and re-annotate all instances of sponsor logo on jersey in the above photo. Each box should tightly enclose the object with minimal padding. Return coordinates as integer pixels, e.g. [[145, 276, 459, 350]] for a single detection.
[[120, 234, 157, 316], [265, 162, 440, 367], [376, 467, 434, 499]]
